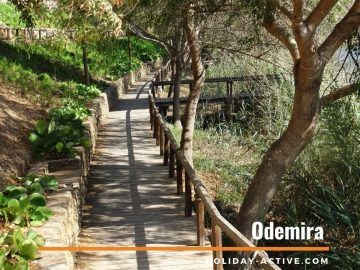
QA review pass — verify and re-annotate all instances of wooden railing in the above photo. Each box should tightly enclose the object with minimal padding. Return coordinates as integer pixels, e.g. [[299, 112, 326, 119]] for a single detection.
[[0, 27, 123, 41], [148, 65, 281, 270]]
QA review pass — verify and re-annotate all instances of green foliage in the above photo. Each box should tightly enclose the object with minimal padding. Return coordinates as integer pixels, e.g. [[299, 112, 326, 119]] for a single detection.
[[0, 174, 59, 227], [0, 3, 26, 27], [29, 101, 92, 159], [88, 37, 165, 79], [0, 173, 57, 269], [0, 228, 44, 270], [15, 175, 59, 194]]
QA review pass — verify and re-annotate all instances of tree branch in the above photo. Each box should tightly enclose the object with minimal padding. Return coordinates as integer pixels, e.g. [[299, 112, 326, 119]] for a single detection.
[[292, 0, 304, 25], [263, 19, 299, 61], [125, 21, 175, 53], [321, 83, 360, 106], [305, 0, 339, 31], [274, 0, 292, 20], [263, 1, 299, 61], [319, 0, 360, 62], [204, 42, 291, 72]]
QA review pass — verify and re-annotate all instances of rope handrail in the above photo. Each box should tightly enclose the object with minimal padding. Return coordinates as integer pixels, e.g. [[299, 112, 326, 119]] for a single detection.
[[147, 62, 281, 270]]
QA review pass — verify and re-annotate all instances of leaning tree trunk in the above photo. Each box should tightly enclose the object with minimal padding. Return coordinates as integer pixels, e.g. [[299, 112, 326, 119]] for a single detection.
[[235, 62, 325, 240], [226, 60, 325, 270], [180, 18, 205, 166]]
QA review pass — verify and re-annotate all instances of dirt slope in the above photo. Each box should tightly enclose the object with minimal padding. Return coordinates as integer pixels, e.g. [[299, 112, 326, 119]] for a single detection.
[[0, 79, 46, 188]]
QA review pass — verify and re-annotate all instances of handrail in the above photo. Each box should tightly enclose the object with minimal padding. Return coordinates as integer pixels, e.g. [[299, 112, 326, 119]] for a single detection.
[[147, 64, 281, 270], [0, 27, 123, 41], [152, 74, 280, 86]]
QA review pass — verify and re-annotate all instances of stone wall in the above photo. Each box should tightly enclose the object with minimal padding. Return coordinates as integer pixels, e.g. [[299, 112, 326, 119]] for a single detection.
[[27, 62, 155, 270]]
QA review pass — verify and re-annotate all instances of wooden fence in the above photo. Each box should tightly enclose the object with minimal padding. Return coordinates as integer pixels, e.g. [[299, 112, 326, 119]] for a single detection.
[[148, 64, 281, 270], [0, 27, 123, 41]]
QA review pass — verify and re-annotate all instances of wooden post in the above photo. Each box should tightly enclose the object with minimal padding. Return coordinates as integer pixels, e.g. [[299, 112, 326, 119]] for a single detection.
[[160, 106, 167, 117], [153, 113, 157, 138], [151, 82, 155, 97], [195, 193, 205, 246], [163, 133, 169, 165], [185, 172, 192, 217], [169, 147, 175, 178], [159, 125, 164, 156], [7, 28, 12, 40], [155, 74, 159, 97], [225, 80, 233, 122], [151, 108, 155, 131], [155, 118, 160, 145], [149, 98, 153, 125], [176, 157, 183, 194], [212, 220, 223, 270]]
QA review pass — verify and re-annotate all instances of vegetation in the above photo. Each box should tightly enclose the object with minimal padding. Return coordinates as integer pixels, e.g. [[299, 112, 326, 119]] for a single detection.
[[0, 228, 44, 270], [1, 0, 360, 269], [0, 174, 59, 269], [0, 3, 25, 27]]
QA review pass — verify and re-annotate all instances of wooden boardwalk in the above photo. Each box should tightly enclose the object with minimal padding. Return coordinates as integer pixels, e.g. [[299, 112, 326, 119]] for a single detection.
[[77, 74, 212, 270]]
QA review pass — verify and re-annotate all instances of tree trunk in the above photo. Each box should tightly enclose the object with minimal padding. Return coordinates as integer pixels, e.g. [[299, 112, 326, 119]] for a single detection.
[[235, 62, 324, 240], [173, 56, 183, 128], [168, 60, 175, 98], [224, 62, 325, 270], [82, 43, 90, 85], [128, 35, 132, 70], [180, 17, 205, 166]]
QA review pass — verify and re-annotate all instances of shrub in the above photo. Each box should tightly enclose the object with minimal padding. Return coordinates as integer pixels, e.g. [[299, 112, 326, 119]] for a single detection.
[[28, 103, 92, 159]]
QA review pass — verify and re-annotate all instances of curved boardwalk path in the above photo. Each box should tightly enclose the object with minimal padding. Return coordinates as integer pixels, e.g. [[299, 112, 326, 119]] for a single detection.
[[77, 74, 212, 270]]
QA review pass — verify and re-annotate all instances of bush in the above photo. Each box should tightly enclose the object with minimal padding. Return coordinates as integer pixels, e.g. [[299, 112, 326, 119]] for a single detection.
[[28, 102, 92, 160]]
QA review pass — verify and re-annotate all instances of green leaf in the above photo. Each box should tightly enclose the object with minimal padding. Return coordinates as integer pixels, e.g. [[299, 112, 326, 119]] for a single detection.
[[0, 249, 7, 268], [0, 193, 7, 207], [19, 239, 38, 260], [48, 118, 56, 133], [8, 199, 20, 211], [29, 193, 46, 207], [29, 221, 44, 227], [29, 183, 44, 194], [39, 175, 58, 191], [4, 186, 27, 199], [55, 142, 64, 153], [28, 132, 40, 144], [27, 230, 45, 247], [80, 138, 92, 149], [19, 197, 30, 211], [35, 120, 48, 135], [31, 207, 52, 222], [11, 229, 25, 253]]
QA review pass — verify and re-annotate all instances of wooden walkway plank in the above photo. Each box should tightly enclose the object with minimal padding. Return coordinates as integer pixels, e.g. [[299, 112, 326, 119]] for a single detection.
[[77, 74, 212, 270]]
